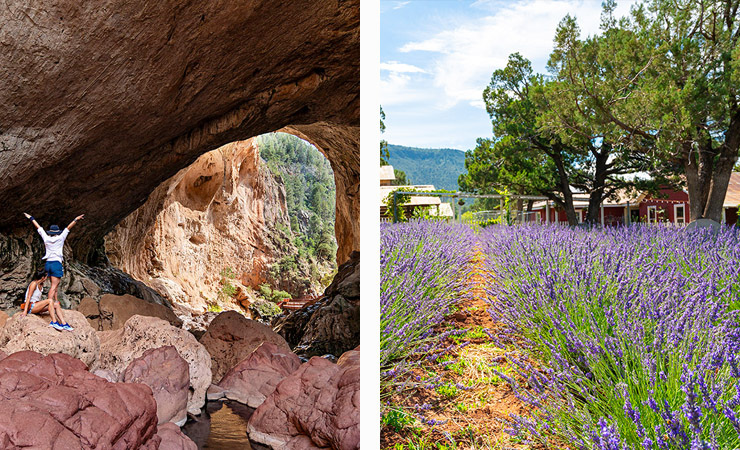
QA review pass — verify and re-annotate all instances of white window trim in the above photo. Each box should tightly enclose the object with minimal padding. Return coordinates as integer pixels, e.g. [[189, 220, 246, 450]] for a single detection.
[[674, 203, 686, 224], [647, 205, 657, 223]]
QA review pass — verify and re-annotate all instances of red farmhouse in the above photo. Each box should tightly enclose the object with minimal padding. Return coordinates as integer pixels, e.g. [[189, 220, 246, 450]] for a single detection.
[[533, 173, 740, 226]]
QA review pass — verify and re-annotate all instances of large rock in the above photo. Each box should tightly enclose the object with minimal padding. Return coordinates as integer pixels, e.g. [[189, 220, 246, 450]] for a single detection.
[[247, 353, 360, 450], [0, 310, 8, 328], [218, 342, 302, 408], [95, 315, 212, 415], [273, 251, 359, 357], [0, 230, 170, 311], [77, 293, 182, 331], [156, 423, 198, 450], [0, 351, 160, 448], [122, 346, 190, 426], [0, 0, 359, 265], [199, 310, 290, 382], [105, 139, 321, 313], [0, 310, 99, 366]]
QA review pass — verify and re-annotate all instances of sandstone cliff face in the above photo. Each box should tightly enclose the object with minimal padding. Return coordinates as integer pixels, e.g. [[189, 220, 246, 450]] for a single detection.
[[0, 0, 359, 264], [106, 139, 306, 313]]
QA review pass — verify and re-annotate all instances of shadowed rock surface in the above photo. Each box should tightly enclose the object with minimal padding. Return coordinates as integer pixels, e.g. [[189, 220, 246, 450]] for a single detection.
[[0, 232, 169, 311], [95, 315, 212, 415], [0, 0, 359, 264], [199, 310, 291, 383], [0, 351, 160, 448], [217, 342, 302, 408], [157, 423, 198, 450], [122, 345, 190, 426], [273, 251, 359, 358], [77, 293, 182, 330], [247, 351, 360, 449], [0, 311, 99, 366]]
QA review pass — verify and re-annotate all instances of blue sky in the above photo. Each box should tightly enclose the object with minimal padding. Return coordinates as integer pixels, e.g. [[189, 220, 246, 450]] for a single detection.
[[380, 0, 636, 151]]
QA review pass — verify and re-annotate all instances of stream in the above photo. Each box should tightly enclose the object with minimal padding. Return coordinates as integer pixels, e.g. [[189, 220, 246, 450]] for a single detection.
[[181, 400, 269, 449]]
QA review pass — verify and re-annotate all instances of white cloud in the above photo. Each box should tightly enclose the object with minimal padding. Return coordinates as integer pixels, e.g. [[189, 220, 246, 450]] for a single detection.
[[381, 1, 411, 13], [393, 0, 637, 110], [380, 72, 433, 107], [380, 61, 427, 73]]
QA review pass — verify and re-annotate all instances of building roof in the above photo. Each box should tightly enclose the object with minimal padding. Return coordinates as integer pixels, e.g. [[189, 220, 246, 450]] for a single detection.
[[725, 172, 740, 208], [434, 202, 454, 217], [380, 165, 395, 182], [379, 185, 442, 208], [602, 189, 645, 206]]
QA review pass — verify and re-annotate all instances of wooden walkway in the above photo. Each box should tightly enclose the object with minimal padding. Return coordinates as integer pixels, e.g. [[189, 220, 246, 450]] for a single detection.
[[280, 296, 321, 311]]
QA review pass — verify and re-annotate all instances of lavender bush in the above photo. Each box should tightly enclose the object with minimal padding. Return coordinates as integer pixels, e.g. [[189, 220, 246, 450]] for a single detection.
[[480, 224, 740, 449], [380, 220, 475, 372]]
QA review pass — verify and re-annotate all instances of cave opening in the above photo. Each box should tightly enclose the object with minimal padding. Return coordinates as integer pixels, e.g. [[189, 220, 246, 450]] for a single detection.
[[103, 131, 337, 324]]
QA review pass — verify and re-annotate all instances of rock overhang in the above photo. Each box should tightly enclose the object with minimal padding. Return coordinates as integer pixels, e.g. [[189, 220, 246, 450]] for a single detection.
[[0, 0, 359, 263]]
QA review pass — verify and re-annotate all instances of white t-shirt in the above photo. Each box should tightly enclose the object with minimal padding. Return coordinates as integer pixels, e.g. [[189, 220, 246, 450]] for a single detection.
[[38, 228, 69, 262]]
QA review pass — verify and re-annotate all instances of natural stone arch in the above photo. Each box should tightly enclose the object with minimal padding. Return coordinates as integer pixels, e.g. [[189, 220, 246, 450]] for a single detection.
[[0, 0, 359, 264], [279, 124, 359, 264]]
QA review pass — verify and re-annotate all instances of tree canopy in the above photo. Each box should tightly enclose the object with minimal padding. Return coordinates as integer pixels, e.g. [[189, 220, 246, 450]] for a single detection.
[[461, 0, 740, 223]]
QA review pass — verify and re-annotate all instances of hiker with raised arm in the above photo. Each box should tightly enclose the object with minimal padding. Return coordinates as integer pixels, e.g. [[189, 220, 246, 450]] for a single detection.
[[22, 212, 84, 331], [20, 268, 72, 331]]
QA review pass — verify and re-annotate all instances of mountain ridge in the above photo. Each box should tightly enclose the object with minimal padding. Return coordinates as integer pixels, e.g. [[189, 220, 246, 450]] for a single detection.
[[386, 144, 466, 191]]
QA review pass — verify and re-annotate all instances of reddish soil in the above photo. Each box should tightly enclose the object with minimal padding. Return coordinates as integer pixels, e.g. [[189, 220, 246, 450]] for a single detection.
[[381, 250, 547, 449]]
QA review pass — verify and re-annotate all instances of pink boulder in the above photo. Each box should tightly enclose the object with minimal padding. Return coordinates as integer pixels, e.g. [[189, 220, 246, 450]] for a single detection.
[[218, 342, 301, 408], [199, 310, 291, 383], [156, 422, 198, 450], [337, 346, 360, 368], [0, 351, 160, 448], [122, 346, 190, 426], [247, 352, 360, 450]]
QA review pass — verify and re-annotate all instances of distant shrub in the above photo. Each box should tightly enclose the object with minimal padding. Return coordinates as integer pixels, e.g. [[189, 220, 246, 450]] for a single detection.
[[249, 299, 282, 321], [258, 284, 292, 303], [218, 267, 237, 301]]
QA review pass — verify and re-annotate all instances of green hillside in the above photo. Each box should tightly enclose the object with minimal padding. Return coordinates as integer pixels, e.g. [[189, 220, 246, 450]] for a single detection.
[[386, 144, 466, 191]]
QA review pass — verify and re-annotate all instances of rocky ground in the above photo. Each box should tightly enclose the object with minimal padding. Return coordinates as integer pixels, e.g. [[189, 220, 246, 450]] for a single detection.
[[0, 252, 360, 449]]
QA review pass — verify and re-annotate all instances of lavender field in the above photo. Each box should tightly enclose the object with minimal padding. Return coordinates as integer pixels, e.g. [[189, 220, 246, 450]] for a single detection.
[[381, 221, 740, 449], [380, 221, 475, 371]]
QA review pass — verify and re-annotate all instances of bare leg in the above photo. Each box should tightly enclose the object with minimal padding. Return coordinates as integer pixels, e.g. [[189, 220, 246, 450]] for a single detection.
[[30, 300, 55, 322], [49, 277, 61, 305], [53, 301, 67, 325]]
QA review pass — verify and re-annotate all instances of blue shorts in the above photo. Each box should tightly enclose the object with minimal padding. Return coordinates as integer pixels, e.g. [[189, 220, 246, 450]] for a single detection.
[[45, 260, 64, 278]]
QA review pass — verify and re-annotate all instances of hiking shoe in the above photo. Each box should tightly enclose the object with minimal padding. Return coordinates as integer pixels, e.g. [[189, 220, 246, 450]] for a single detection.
[[62, 323, 74, 331], [49, 321, 64, 331]]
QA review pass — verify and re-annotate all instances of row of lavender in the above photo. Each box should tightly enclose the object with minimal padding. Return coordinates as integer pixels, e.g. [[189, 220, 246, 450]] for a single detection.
[[380, 221, 475, 375], [481, 225, 740, 449]]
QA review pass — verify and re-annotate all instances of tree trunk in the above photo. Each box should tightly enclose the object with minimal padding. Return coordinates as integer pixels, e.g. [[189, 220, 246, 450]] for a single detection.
[[683, 117, 740, 222], [551, 150, 579, 225], [586, 147, 610, 225]]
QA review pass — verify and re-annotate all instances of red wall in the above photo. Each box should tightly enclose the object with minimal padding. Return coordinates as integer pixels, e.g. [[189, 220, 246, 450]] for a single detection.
[[727, 208, 738, 226]]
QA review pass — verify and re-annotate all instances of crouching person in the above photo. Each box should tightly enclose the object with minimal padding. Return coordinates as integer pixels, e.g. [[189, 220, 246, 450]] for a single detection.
[[20, 268, 73, 331]]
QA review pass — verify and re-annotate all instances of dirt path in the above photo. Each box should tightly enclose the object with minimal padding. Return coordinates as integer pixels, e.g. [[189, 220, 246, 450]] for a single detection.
[[381, 249, 541, 449]]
